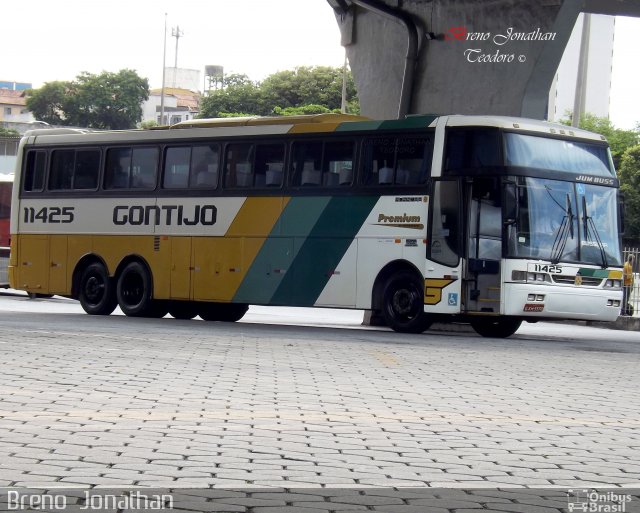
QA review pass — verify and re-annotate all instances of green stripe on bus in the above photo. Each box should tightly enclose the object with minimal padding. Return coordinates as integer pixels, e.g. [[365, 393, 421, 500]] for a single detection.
[[270, 195, 379, 306], [233, 197, 331, 304], [578, 268, 610, 279]]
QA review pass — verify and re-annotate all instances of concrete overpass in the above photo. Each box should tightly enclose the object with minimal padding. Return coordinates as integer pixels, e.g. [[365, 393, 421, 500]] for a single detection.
[[328, 0, 640, 120]]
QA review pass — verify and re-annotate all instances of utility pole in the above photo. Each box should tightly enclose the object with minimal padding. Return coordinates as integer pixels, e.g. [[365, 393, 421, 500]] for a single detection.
[[572, 13, 591, 128], [160, 13, 168, 125], [171, 25, 184, 88]]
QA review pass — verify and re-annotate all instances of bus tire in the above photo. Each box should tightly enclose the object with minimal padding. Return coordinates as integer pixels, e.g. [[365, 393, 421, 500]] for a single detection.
[[381, 271, 430, 333], [470, 318, 522, 338], [169, 301, 198, 320], [199, 303, 248, 322], [116, 261, 154, 317], [147, 300, 169, 318], [78, 262, 117, 315]]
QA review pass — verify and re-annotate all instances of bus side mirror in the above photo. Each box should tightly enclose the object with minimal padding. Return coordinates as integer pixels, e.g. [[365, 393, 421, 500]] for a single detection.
[[503, 182, 517, 225]]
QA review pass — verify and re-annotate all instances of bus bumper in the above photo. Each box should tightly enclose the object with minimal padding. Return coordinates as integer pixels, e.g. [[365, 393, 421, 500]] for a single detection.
[[503, 283, 622, 322]]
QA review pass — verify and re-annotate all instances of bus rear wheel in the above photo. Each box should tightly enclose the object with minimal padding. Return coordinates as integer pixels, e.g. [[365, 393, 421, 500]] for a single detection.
[[381, 271, 430, 334], [470, 318, 522, 338], [169, 301, 198, 320], [199, 303, 248, 322], [78, 262, 117, 315], [116, 261, 154, 317]]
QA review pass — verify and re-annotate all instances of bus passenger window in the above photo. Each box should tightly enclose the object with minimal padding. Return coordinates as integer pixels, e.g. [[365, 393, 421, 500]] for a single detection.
[[105, 148, 132, 189], [131, 148, 158, 189], [255, 144, 285, 187], [224, 144, 254, 188], [291, 141, 322, 187], [23, 151, 46, 192], [362, 137, 395, 186], [396, 136, 432, 185], [164, 147, 190, 189], [49, 150, 75, 190], [362, 135, 432, 186], [73, 150, 100, 189], [191, 145, 219, 188], [324, 141, 354, 187]]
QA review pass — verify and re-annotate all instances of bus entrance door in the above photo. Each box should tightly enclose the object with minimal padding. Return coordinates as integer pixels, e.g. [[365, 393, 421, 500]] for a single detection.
[[464, 178, 502, 313]]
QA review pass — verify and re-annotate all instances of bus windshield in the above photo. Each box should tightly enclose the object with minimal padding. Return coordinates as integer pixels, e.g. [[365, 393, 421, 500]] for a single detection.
[[507, 177, 622, 266], [504, 133, 613, 176]]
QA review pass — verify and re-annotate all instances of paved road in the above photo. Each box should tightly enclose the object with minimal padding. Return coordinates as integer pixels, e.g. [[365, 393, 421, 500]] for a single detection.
[[0, 292, 639, 495]]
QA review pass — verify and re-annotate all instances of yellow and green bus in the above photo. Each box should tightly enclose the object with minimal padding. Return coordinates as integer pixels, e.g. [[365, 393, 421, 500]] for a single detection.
[[10, 113, 624, 337]]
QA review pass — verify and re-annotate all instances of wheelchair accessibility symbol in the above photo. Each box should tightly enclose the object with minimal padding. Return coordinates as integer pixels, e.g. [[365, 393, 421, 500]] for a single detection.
[[448, 293, 458, 306]]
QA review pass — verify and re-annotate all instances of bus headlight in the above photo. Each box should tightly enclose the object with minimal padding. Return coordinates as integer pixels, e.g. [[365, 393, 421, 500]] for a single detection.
[[604, 279, 622, 289], [527, 272, 548, 282]]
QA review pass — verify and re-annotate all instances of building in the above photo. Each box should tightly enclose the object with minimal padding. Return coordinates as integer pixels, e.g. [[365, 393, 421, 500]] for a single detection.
[[548, 14, 615, 122], [0, 89, 35, 125], [142, 87, 201, 126]]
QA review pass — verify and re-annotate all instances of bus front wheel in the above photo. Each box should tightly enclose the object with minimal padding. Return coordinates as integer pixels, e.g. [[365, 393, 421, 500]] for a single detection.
[[381, 271, 430, 334], [116, 261, 154, 317], [470, 318, 522, 338], [78, 262, 117, 315]]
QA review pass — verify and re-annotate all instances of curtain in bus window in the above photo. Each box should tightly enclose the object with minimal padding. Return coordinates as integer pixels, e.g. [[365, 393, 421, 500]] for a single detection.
[[190, 145, 219, 188], [49, 150, 75, 190], [225, 144, 254, 188], [164, 147, 190, 189], [105, 148, 132, 189]]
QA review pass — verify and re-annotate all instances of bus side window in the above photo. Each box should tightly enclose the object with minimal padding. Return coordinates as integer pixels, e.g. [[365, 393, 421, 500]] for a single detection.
[[255, 143, 285, 187], [73, 150, 100, 190], [444, 129, 501, 173], [131, 148, 158, 189], [224, 144, 254, 188], [324, 140, 354, 187], [49, 150, 75, 190], [105, 148, 132, 189], [190, 144, 219, 188], [396, 136, 432, 185], [362, 137, 396, 186], [291, 141, 323, 187], [164, 147, 190, 189], [23, 151, 46, 192]]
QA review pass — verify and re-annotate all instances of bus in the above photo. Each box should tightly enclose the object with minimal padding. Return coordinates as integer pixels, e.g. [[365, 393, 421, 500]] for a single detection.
[[9, 113, 624, 337]]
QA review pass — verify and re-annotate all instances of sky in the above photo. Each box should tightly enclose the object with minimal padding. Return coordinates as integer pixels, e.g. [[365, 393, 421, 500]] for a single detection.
[[3, 0, 640, 129]]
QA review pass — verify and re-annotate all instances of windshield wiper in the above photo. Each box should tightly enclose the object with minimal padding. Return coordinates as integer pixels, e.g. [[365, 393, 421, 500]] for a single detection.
[[550, 193, 575, 264], [581, 196, 608, 269]]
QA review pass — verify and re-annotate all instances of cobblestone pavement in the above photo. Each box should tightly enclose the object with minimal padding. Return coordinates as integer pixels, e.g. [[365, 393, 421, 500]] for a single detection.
[[0, 298, 639, 498]]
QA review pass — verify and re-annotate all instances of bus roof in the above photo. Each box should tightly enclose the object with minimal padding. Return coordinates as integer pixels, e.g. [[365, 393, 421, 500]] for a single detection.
[[20, 114, 608, 146]]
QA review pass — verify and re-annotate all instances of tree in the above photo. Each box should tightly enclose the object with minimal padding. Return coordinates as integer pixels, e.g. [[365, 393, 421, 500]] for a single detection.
[[0, 127, 20, 137], [619, 145, 640, 243], [561, 113, 639, 168], [199, 66, 359, 118], [26, 70, 149, 129]]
